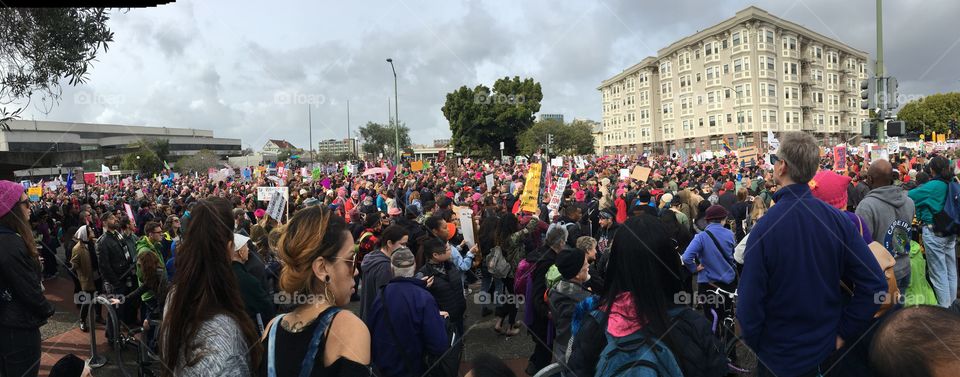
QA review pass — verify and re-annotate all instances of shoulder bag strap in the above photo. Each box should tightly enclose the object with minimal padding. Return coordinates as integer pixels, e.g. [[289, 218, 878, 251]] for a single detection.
[[299, 307, 342, 377], [267, 313, 288, 377], [704, 230, 738, 277], [379, 285, 420, 376]]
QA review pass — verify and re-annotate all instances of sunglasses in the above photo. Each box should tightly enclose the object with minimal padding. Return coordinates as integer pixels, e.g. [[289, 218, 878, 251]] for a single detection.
[[329, 252, 359, 270], [770, 154, 781, 165]]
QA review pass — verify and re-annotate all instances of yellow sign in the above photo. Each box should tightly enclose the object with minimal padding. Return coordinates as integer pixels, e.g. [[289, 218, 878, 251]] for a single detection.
[[519, 163, 542, 213], [738, 146, 759, 166], [410, 160, 424, 171], [27, 186, 42, 202]]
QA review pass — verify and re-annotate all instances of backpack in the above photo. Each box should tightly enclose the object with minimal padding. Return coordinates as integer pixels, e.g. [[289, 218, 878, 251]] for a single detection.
[[487, 246, 512, 279], [514, 259, 535, 295], [933, 181, 960, 235], [590, 309, 684, 377]]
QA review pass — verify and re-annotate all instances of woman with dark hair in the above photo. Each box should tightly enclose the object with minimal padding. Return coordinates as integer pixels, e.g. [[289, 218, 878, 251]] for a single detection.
[[568, 215, 728, 377], [909, 155, 958, 307], [493, 211, 539, 336], [477, 214, 500, 317], [159, 197, 262, 376], [260, 206, 371, 376], [0, 181, 56, 377], [358, 224, 408, 322]]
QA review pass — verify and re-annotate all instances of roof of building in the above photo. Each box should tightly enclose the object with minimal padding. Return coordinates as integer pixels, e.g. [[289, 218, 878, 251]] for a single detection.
[[267, 139, 296, 149]]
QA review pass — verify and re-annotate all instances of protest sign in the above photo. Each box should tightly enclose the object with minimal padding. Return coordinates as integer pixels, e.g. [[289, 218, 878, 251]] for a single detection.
[[519, 163, 543, 213]]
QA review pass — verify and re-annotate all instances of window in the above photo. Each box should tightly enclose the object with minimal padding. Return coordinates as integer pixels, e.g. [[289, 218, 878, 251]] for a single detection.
[[813, 46, 823, 59], [733, 32, 741, 46], [698, 96, 703, 105], [696, 73, 702, 82], [769, 111, 777, 123], [767, 83, 776, 97], [708, 91, 715, 103], [785, 111, 792, 124], [725, 89, 731, 99], [723, 64, 729, 74], [734, 59, 743, 72], [706, 67, 715, 80], [762, 110, 768, 123], [695, 49, 700, 59], [709, 115, 717, 127], [661, 82, 671, 94], [737, 111, 745, 123], [699, 118, 704, 127], [784, 62, 798, 75], [722, 39, 728, 49], [783, 37, 797, 51], [726, 114, 733, 123], [760, 56, 775, 70], [794, 112, 800, 124], [765, 30, 774, 44]]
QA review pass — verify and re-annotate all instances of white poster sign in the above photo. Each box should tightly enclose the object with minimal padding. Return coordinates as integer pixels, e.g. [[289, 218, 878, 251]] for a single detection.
[[257, 186, 290, 201], [457, 207, 475, 248]]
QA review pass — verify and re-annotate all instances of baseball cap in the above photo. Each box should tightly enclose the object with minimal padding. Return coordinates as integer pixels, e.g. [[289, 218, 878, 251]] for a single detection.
[[390, 247, 415, 268]]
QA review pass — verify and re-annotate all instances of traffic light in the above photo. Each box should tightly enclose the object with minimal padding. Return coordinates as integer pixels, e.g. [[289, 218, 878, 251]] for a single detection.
[[860, 78, 876, 110], [547, 133, 554, 145], [886, 120, 905, 137], [884, 77, 899, 110], [862, 119, 877, 139]]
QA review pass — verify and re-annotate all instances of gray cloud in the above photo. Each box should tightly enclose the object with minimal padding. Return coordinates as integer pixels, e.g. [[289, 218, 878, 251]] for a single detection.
[[19, 0, 960, 150]]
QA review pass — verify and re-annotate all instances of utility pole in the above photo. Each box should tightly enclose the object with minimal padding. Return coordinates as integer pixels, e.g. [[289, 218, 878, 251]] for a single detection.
[[308, 105, 314, 162], [876, 0, 886, 143], [347, 100, 352, 158]]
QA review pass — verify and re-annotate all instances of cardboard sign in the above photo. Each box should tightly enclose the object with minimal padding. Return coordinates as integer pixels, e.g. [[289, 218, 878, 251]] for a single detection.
[[410, 160, 424, 171], [257, 186, 290, 201], [27, 187, 41, 202], [631, 166, 651, 182], [547, 177, 569, 212], [738, 147, 758, 167], [519, 163, 543, 213], [485, 174, 495, 190], [457, 207, 475, 248]]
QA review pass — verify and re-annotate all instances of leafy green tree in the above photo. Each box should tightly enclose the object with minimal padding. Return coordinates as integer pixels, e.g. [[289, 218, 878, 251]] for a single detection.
[[175, 150, 221, 173], [359, 120, 411, 156], [896, 93, 960, 134], [442, 76, 543, 158], [0, 8, 115, 130], [119, 139, 169, 175], [518, 119, 595, 155]]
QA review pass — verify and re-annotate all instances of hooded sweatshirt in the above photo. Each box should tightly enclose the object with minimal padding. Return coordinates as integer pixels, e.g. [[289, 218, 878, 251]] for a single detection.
[[359, 250, 393, 322], [856, 185, 916, 282], [908, 179, 948, 225]]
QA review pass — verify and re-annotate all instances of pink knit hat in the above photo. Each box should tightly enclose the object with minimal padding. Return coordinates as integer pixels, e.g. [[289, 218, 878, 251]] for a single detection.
[[810, 170, 851, 210], [0, 180, 25, 218]]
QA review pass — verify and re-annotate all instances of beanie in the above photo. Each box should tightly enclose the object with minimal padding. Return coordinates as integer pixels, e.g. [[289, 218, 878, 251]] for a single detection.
[[809, 170, 851, 210], [0, 180, 24, 218], [705, 205, 729, 222], [555, 248, 586, 280]]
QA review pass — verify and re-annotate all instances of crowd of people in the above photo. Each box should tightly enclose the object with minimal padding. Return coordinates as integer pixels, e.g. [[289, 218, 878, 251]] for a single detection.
[[3, 131, 960, 377]]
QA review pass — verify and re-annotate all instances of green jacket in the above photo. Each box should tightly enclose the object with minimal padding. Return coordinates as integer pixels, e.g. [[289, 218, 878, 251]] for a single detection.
[[135, 237, 166, 302], [232, 261, 275, 322], [908, 179, 948, 224]]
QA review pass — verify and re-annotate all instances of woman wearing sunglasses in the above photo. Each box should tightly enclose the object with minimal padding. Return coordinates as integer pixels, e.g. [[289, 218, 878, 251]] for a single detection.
[[0, 180, 56, 377], [260, 206, 372, 377]]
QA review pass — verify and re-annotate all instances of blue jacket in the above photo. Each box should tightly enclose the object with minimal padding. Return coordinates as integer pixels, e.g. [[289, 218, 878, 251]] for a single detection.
[[738, 183, 886, 377], [681, 223, 736, 284], [367, 278, 449, 377]]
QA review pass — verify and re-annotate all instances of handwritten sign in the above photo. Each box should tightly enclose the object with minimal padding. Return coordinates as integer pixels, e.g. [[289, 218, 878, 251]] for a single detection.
[[547, 177, 569, 212], [738, 147, 758, 167], [631, 166, 651, 182], [485, 174, 495, 191], [124, 204, 136, 223], [257, 186, 290, 201], [519, 163, 543, 213], [27, 187, 41, 202]]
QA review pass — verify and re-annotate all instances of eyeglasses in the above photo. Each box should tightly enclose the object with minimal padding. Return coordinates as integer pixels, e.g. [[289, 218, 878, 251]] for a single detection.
[[328, 253, 359, 269], [770, 154, 781, 166]]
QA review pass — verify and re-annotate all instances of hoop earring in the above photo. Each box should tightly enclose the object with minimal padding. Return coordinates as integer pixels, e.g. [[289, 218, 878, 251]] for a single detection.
[[323, 281, 336, 304]]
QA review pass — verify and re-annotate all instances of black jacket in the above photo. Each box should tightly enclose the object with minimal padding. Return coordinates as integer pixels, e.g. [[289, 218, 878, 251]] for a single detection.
[[568, 306, 728, 377], [417, 261, 466, 323], [96, 230, 135, 290], [0, 226, 56, 329], [558, 217, 583, 248], [530, 245, 559, 321]]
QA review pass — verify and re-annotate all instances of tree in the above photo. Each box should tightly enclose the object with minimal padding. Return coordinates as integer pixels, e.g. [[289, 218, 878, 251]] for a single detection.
[[896, 93, 960, 135], [119, 139, 169, 175], [1, 9, 115, 130], [175, 150, 221, 173], [518, 119, 595, 156], [442, 76, 543, 158], [358, 120, 412, 156]]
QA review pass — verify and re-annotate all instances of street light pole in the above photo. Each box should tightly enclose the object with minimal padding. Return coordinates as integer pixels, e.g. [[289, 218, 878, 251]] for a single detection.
[[386, 58, 400, 163]]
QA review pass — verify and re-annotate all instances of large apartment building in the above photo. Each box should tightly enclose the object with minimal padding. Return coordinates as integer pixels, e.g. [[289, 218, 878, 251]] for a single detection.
[[598, 6, 869, 155]]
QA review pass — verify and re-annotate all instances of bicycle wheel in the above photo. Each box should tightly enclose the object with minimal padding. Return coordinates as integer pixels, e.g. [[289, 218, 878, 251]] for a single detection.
[[724, 332, 751, 375], [533, 363, 564, 377]]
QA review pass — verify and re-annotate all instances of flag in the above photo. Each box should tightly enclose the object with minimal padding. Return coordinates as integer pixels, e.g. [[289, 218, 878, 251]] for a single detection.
[[66, 172, 74, 194], [721, 139, 732, 153], [101, 164, 110, 177], [164, 160, 171, 170]]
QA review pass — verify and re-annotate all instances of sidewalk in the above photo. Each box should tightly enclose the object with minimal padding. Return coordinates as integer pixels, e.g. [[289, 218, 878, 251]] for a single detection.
[[40, 275, 113, 376]]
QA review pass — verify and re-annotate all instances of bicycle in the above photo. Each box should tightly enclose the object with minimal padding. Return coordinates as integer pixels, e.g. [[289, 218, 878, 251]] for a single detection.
[[85, 295, 162, 377], [706, 286, 751, 375]]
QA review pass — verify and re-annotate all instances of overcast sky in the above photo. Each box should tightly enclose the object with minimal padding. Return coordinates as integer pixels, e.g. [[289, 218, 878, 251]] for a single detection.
[[18, 0, 960, 151]]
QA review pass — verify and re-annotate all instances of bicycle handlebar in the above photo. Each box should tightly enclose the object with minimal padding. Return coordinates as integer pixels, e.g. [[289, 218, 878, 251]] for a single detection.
[[708, 287, 738, 298]]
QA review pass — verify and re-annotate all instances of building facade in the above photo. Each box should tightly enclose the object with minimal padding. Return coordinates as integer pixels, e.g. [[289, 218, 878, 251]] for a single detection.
[[263, 139, 296, 154], [317, 138, 358, 155], [539, 114, 565, 123], [0, 120, 241, 156], [598, 6, 869, 155]]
